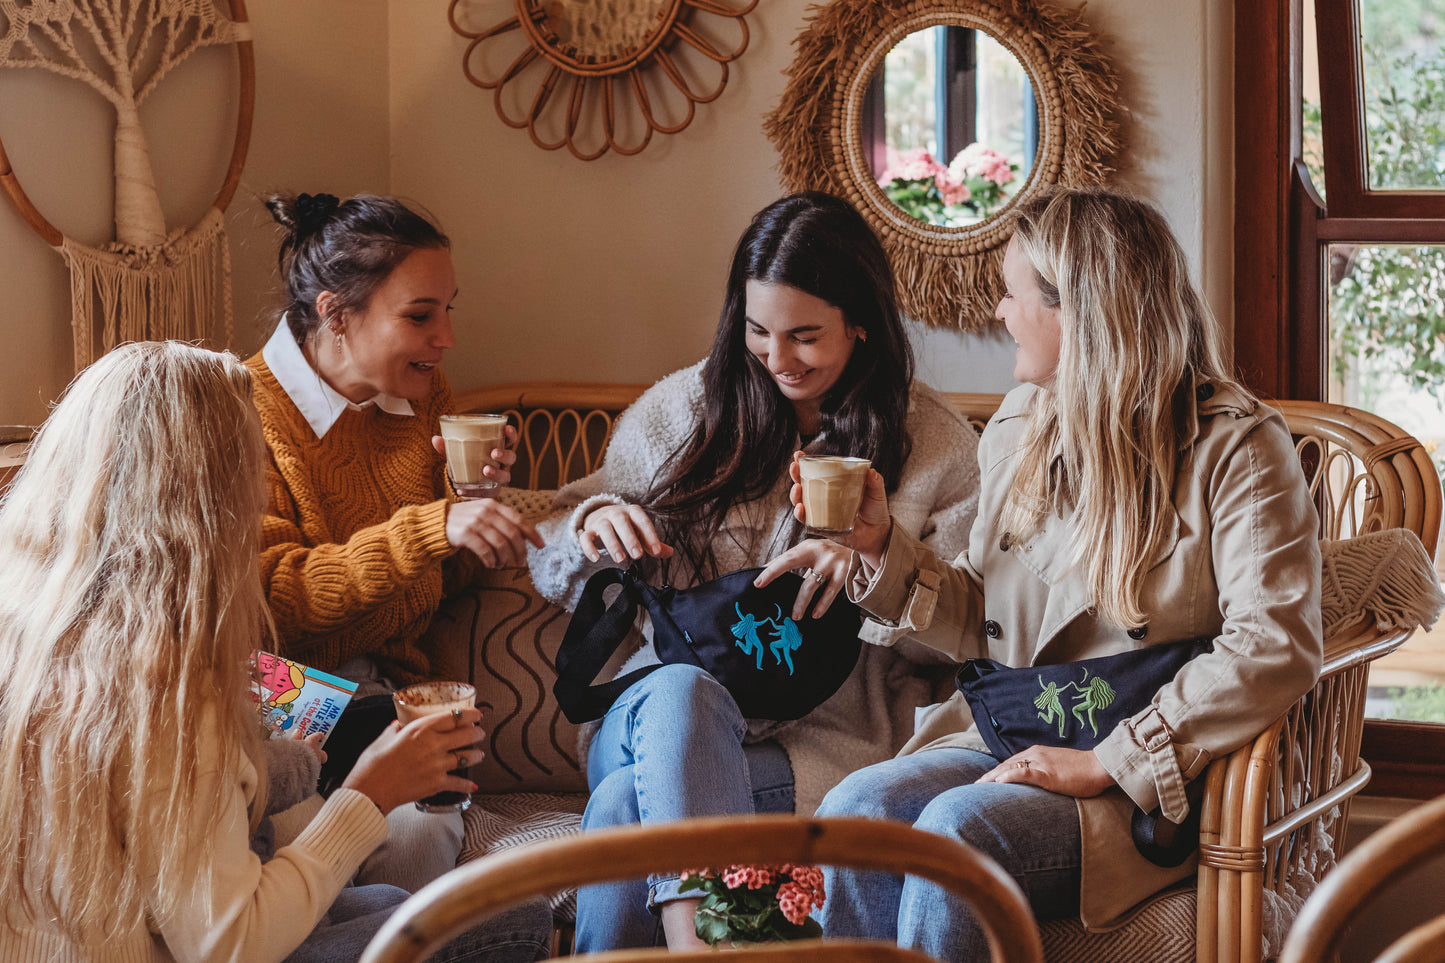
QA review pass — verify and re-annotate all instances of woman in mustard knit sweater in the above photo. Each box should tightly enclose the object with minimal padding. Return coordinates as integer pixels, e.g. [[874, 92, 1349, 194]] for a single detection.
[[247, 192, 543, 891], [0, 342, 552, 963]]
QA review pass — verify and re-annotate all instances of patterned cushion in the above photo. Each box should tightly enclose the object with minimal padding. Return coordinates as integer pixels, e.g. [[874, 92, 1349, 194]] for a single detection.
[[1040, 887, 1197, 962], [461, 792, 587, 920], [428, 566, 588, 794]]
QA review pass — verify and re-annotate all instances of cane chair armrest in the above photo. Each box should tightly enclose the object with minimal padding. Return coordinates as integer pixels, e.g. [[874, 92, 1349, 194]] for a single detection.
[[361, 815, 1044, 963]]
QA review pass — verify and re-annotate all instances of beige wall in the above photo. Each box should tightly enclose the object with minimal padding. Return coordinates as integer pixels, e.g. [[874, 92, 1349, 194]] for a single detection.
[[0, 0, 1232, 425], [0, 0, 391, 426]]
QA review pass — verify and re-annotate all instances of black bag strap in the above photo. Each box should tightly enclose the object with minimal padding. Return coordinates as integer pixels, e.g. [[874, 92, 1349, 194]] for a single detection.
[[552, 567, 663, 724]]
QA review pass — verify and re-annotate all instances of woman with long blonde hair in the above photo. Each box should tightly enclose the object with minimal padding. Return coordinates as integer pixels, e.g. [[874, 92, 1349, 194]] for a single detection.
[[0, 342, 550, 962], [760, 187, 1324, 959]]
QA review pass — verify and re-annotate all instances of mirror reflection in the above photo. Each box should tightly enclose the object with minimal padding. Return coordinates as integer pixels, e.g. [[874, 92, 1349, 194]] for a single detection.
[[863, 26, 1039, 226]]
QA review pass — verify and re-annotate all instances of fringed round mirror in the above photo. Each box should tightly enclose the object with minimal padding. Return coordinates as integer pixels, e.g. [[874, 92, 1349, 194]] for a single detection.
[[765, 0, 1121, 332]]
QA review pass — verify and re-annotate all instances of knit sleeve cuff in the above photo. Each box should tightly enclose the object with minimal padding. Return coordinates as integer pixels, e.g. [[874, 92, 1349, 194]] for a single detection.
[[415, 498, 457, 559], [286, 788, 390, 887]]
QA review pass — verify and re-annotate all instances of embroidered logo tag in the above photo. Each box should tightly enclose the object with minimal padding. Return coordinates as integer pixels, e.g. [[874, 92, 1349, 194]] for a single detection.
[[730, 603, 804, 675], [1035, 669, 1117, 738]]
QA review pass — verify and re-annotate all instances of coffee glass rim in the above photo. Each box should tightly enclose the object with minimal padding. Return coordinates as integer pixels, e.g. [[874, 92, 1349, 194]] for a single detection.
[[393, 680, 476, 707], [439, 413, 509, 424]]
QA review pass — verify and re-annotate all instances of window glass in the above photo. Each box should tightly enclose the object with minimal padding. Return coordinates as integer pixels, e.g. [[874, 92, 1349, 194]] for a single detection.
[[1327, 241, 1445, 722], [1357, 0, 1445, 190]]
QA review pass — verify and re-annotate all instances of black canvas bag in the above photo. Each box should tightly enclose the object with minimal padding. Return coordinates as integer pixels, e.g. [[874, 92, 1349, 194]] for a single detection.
[[553, 565, 864, 724], [955, 636, 1214, 866]]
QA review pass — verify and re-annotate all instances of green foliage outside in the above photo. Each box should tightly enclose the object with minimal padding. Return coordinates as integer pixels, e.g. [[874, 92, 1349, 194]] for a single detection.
[[1305, 2, 1445, 413], [1382, 683, 1445, 723]]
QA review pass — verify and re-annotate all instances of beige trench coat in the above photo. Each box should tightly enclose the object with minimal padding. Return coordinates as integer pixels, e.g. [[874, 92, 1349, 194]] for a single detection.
[[847, 380, 1323, 928]]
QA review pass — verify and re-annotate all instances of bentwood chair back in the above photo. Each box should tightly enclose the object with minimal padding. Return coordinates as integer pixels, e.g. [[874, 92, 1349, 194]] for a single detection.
[[360, 815, 1044, 963], [1278, 792, 1445, 963]]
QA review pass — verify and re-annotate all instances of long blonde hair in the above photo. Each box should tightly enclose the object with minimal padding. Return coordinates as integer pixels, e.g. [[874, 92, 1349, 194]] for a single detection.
[[0, 342, 270, 942], [996, 188, 1248, 628]]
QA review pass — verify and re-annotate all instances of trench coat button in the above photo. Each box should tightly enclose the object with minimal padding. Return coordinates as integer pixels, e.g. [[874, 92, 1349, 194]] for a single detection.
[[999, 533, 1012, 552], [985, 619, 1002, 639], [1128, 626, 1149, 640], [1196, 383, 1215, 401]]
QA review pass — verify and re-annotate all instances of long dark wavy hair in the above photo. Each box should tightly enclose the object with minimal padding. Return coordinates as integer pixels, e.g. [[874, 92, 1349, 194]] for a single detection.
[[641, 192, 914, 581]]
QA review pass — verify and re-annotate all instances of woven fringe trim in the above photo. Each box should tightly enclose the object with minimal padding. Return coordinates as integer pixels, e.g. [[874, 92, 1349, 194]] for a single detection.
[[60, 206, 234, 372], [763, 0, 1120, 333], [1321, 529, 1445, 639]]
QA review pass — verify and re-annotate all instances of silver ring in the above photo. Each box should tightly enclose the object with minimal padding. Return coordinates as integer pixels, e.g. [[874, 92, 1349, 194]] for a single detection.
[[811, 570, 828, 585], [1015, 759, 1031, 770], [450, 708, 464, 727]]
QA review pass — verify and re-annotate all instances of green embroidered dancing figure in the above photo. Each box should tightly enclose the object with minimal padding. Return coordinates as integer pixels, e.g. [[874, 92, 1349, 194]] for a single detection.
[[1034, 678, 1069, 738], [1069, 668, 1116, 737]]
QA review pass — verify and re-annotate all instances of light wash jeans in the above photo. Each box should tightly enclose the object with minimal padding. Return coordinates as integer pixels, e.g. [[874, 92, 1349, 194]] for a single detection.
[[574, 664, 796, 952], [286, 884, 553, 963], [816, 748, 1081, 963]]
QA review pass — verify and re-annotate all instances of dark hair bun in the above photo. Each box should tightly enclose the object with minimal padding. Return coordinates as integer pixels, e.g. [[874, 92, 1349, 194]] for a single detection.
[[265, 192, 340, 237], [294, 192, 340, 234]]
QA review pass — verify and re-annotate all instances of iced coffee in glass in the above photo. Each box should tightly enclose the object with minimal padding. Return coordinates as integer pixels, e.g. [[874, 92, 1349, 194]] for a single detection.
[[798, 455, 871, 536], [438, 414, 509, 498], [392, 681, 477, 813]]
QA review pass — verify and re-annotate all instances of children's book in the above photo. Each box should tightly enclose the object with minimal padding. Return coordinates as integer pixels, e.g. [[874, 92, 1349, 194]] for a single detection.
[[250, 651, 358, 744]]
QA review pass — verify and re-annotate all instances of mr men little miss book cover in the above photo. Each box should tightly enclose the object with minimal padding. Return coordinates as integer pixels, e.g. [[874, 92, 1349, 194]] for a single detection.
[[251, 651, 358, 742]]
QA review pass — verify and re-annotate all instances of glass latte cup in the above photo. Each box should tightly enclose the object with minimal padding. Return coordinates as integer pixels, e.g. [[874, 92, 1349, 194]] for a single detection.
[[438, 414, 509, 498], [392, 681, 477, 813], [798, 455, 871, 536]]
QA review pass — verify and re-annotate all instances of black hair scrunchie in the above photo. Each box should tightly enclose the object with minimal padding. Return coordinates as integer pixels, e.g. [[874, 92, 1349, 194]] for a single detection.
[[294, 192, 340, 235]]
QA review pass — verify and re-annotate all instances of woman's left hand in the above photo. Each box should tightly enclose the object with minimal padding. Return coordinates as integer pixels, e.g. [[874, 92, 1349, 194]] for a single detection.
[[432, 423, 521, 487], [754, 538, 854, 621], [977, 746, 1116, 798]]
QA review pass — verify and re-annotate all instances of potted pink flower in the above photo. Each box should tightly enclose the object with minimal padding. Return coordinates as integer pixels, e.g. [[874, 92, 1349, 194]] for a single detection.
[[680, 863, 827, 945]]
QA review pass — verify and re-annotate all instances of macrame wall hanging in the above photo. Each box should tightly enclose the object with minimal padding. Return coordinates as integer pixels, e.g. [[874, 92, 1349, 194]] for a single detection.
[[0, 0, 254, 371]]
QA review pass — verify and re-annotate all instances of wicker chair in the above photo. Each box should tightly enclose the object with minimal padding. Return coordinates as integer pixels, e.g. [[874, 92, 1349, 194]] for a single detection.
[[1276, 791, 1445, 963], [359, 815, 1044, 963], [452, 385, 1443, 963]]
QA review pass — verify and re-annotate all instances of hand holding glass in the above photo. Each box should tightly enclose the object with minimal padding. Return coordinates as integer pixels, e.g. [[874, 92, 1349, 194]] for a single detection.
[[438, 414, 509, 498], [392, 681, 477, 813]]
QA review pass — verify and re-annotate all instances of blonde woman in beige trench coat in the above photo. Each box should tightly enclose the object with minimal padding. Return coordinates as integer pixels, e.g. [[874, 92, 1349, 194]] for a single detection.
[[757, 188, 1323, 961]]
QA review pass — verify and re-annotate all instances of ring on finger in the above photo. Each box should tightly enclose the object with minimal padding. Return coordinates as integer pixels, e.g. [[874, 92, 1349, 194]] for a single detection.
[[811, 570, 828, 585], [450, 708, 464, 728], [1015, 759, 1031, 770], [455, 751, 469, 769]]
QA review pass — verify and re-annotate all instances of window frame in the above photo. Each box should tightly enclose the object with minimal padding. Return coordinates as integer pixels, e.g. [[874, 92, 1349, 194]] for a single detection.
[[1235, 0, 1445, 799]]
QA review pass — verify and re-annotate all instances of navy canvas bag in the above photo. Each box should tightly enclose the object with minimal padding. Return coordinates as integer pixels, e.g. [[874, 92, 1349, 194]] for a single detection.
[[954, 636, 1214, 866], [553, 565, 863, 724]]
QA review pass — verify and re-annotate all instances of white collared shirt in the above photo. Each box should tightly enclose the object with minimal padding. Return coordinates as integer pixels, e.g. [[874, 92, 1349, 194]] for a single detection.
[[262, 318, 414, 439]]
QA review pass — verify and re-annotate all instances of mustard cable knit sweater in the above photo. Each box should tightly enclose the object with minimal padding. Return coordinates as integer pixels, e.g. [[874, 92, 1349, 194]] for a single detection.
[[247, 355, 473, 683]]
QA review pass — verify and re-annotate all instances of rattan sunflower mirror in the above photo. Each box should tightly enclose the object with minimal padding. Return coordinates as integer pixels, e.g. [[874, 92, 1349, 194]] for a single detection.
[[449, 0, 758, 161], [765, 0, 1121, 332]]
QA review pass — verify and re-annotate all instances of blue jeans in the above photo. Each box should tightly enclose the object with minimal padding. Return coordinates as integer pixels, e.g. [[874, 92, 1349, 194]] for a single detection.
[[285, 884, 553, 963], [816, 748, 1081, 963], [574, 665, 796, 951]]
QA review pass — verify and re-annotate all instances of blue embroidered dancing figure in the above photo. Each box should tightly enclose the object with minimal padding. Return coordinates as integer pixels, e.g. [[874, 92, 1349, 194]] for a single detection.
[[1035, 678, 1068, 738], [731, 603, 770, 670], [770, 613, 803, 676], [1069, 669, 1116, 737]]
